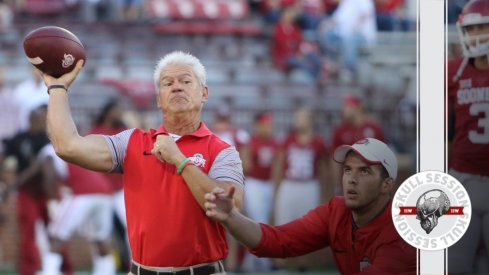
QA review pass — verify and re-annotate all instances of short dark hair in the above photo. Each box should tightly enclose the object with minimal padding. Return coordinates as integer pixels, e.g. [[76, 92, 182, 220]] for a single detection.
[[380, 165, 390, 181], [95, 99, 119, 125]]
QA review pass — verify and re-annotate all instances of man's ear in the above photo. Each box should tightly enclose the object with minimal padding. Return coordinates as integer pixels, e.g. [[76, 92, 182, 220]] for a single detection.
[[382, 177, 394, 194], [201, 86, 208, 103], [156, 93, 161, 108]]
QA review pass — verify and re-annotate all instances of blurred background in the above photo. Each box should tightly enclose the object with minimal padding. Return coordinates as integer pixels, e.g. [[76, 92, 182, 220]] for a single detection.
[[0, 0, 462, 274]]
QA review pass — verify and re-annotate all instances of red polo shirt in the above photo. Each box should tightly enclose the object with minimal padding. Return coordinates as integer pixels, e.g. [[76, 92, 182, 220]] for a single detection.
[[251, 197, 416, 274], [124, 123, 231, 266]]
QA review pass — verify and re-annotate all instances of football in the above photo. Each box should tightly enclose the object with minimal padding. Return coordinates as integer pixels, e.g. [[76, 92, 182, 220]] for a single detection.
[[23, 26, 86, 78]]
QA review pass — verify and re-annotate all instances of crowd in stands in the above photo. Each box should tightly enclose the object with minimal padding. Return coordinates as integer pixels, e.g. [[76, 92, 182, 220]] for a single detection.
[[0, 0, 422, 84], [254, 0, 417, 83]]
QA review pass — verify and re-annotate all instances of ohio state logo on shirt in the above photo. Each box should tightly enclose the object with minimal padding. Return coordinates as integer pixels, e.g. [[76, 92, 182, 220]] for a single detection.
[[189, 153, 206, 168]]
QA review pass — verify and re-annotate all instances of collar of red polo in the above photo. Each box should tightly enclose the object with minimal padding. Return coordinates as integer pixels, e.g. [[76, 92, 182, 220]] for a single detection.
[[153, 122, 212, 138]]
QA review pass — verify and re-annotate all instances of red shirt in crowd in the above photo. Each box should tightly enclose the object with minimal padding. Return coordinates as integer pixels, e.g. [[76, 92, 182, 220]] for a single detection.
[[374, 0, 403, 13], [248, 135, 279, 180], [331, 122, 385, 152], [66, 164, 112, 195], [122, 124, 233, 266], [251, 197, 416, 274], [447, 57, 489, 176], [272, 21, 303, 70], [323, 0, 339, 13], [281, 132, 327, 181]]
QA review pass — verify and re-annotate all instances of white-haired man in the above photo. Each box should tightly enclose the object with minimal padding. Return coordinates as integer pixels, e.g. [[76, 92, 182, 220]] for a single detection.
[[41, 51, 244, 274], [205, 138, 416, 274]]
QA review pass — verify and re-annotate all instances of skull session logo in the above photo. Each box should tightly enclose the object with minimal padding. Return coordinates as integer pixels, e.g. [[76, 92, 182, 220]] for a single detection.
[[416, 189, 451, 234], [391, 171, 471, 250]]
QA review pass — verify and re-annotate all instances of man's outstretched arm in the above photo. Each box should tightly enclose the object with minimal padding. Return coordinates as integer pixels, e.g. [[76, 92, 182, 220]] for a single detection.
[[205, 186, 261, 248], [205, 186, 330, 258]]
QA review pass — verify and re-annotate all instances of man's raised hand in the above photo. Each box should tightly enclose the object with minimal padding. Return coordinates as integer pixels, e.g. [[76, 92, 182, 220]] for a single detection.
[[41, 59, 84, 89], [205, 186, 236, 222], [151, 134, 186, 166]]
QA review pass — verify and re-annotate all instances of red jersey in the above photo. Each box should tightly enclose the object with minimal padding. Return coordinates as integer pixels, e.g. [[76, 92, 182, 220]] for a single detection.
[[88, 124, 127, 191], [66, 164, 113, 195], [123, 124, 230, 266], [271, 22, 302, 70], [447, 57, 489, 176], [251, 197, 416, 275], [248, 135, 279, 180], [331, 121, 385, 152], [323, 0, 339, 13], [282, 132, 327, 181]]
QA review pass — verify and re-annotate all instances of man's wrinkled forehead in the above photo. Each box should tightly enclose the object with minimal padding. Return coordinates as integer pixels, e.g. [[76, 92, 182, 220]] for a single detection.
[[160, 63, 196, 79]]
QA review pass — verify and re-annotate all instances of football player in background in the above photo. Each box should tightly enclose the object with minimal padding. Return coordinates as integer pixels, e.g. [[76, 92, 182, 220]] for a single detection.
[[271, 107, 330, 271], [240, 111, 278, 272], [447, 0, 489, 273]]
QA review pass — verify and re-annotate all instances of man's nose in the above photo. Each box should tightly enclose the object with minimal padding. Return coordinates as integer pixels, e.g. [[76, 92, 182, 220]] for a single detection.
[[346, 173, 358, 185], [171, 81, 184, 91]]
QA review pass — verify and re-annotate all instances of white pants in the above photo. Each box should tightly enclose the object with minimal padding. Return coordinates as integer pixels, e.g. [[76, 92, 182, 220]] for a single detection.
[[242, 178, 274, 272], [448, 169, 489, 274], [274, 179, 320, 225], [244, 177, 274, 223], [49, 194, 113, 241]]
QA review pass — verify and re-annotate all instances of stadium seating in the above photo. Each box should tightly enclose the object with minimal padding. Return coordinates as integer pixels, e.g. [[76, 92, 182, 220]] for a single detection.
[[1, 15, 419, 147]]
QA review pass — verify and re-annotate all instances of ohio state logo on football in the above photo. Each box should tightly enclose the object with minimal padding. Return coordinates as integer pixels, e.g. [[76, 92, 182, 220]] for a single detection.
[[62, 53, 75, 68], [391, 171, 471, 250]]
